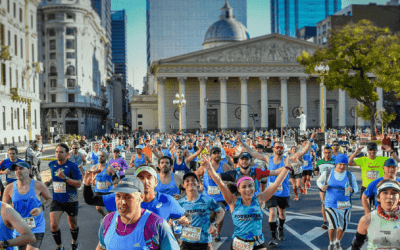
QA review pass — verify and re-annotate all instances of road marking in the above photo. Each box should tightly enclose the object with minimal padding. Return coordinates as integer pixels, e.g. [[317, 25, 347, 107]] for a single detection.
[[213, 236, 228, 249], [39, 154, 55, 159]]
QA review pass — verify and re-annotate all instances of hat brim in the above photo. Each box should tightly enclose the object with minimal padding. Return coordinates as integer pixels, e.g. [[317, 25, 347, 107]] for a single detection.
[[183, 172, 199, 182], [11, 163, 29, 171], [110, 183, 142, 194]]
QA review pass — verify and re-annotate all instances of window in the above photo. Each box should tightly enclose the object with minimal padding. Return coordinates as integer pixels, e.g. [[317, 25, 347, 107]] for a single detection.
[[138, 114, 143, 118], [20, 38, 22, 58], [66, 66, 75, 75], [14, 35, 17, 55], [66, 13, 75, 19], [34, 110, 37, 129], [21, 75, 24, 89], [1, 63, 5, 85], [13, 3, 15, 18], [43, 81, 45, 88], [19, 8, 22, 23], [66, 40, 74, 49], [50, 79, 57, 88], [138, 122, 143, 125], [15, 69, 17, 88], [11, 107, 13, 130], [48, 13, 55, 20], [33, 77, 35, 93], [32, 44, 34, 61], [49, 29, 55, 36], [7, 0, 9, 13], [49, 40, 56, 50], [0, 23, 4, 46], [50, 53, 56, 59], [7, 30, 10, 46], [2, 106, 6, 130], [50, 66, 57, 76], [43, 94, 46, 100], [66, 28, 74, 36], [23, 109, 25, 129], [67, 79, 75, 88], [31, 15, 33, 28], [9, 67, 11, 86], [51, 94, 56, 102], [17, 108, 19, 129], [68, 94, 75, 102], [66, 52, 75, 59]]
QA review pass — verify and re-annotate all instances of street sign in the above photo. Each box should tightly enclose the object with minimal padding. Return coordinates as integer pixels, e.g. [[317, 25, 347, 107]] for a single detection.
[[115, 123, 118, 128], [49, 127, 54, 133], [119, 125, 123, 130]]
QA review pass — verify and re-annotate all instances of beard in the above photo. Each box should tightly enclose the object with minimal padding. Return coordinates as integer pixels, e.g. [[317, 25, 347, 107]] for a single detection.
[[240, 164, 250, 170], [162, 167, 170, 174], [99, 159, 107, 164]]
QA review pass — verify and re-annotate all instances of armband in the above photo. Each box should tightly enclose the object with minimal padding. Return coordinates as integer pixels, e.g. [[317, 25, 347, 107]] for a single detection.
[[114, 172, 120, 179], [351, 232, 366, 250]]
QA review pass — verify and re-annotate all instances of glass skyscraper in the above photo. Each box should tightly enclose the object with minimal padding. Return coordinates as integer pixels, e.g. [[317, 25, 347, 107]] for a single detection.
[[111, 10, 127, 88], [271, 0, 341, 37], [146, 0, 247, 68]]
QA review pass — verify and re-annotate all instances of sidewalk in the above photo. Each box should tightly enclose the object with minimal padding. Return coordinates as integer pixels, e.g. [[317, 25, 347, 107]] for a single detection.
[[0, 143, 57, 154]]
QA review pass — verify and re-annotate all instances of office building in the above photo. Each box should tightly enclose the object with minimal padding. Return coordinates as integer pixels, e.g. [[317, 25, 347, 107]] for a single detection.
[[146, 0, 247, 68], [0, 0, 42, 145], [271, 0, 341, 37]]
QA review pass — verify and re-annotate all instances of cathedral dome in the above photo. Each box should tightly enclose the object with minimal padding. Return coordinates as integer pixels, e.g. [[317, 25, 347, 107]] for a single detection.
[[203, 0, 249, 49]]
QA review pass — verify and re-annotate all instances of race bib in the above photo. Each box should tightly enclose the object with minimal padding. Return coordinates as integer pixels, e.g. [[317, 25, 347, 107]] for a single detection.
[[232, 237, 254, 250], [208, 186, 220, 195], [303, 161, 309, 167], [175, 171, 185, 178], [366, 171, 379, 180], [53, 182, 66, 193], [8, 171, 16, 179], [337, 200, 351, 210], [181, 226, 202, 242], [22, 217, 36, 228], [97, 181, 109, 190]]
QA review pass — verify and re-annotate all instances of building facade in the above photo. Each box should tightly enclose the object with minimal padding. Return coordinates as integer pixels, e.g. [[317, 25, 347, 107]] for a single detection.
[[271, 0, 341, 37], [146, 0, 247, 69], [0, 0, 42, 145], [38, 0, 109, 139]]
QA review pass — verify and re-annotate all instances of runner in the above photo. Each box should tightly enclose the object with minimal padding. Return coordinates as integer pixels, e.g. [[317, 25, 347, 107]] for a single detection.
[[315, 146, 336, 229], [349, 142, 399, 209], [201, 154, 293, 250], [26, 143, 42, 181], [317, 154, 359, 250], [178, 172, 225, 250], [0, 201, 36, 250], [362, 158, 400, 213], [128, 145, 151, 169], [0, 147, 24, 190], [288, 146, 303, 201], [186, 139, 200, 171], [194, 147, 231, 242], [351, 179, 400, 250], [172, 147, 202, 178], [44, 143, 82, 250], [87, 143, 101, 168], [95, 177, 179, 249], [299, 138, 315, 194], [109, 148, 129, 179], [69, 143, 87, 191], [2, 162, 52, 250], [155, 156, 183, 197]]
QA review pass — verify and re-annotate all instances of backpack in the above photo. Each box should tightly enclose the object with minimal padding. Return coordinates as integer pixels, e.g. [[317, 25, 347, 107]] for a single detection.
[[323, 169, 354, 206]]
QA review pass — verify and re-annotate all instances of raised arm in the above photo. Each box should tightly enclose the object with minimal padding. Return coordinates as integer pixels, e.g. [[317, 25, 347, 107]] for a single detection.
[[349, 147, 364, 166], [294, 131, 317, 158], [236, 134, 269, 163], [186, 143, 205, 163]]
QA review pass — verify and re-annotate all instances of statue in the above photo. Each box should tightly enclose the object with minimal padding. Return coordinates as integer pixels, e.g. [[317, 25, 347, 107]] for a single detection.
[[297, 111, 307, 132]]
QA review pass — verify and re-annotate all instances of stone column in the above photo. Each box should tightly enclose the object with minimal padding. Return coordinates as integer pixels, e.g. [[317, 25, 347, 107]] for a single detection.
[[338, 89, 346, 127], [178, 77, 187, 131], [240, 77, 249, 130], [299, 77, 307, 116], [280, 77, 288, 128], [199, 77, 208, 132], [219, 77, 228, 130], [259, 77, 269, 129], [157, 77, 166, 133], [320, 82, 327, 129]]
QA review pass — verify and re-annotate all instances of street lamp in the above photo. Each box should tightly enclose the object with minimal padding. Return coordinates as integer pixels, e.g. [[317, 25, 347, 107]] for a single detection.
[[173, 93, 186, 132], [314, 64, 330, 132], [279, 106, 284, 138]]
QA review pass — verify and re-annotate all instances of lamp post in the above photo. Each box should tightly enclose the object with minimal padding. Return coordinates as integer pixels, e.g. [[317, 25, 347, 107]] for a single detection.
[[314, 64, 330, 132], [279, 106, 284, 138], [173, 93, 186, 132]]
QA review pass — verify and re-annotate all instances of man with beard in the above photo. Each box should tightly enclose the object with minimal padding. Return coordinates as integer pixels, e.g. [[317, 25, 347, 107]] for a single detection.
[[129, 145, 152, 169], [155, 156, 183, 197], [2, 162, 52, 250], [0, 147, 24, 194], [172, 147, 202, 178], [185, 139, 200, 171], [194, 147, 231, 242], [95, 177, 179, 249]]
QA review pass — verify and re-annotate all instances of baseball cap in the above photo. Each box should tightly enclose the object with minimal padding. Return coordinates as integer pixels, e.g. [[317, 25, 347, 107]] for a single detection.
[[238, 152, 252, 159], [183, 172, 199, 182], [11, 162, 30, 171], [255, 144, 264, 149], [377, 180, 400, 195], [135, 145, 142, 149], [113, 148, 120, 152], [111, 177, 144, 194], [384, 158, 398, 167], [210, 147, 222, 154], [335, 154, 349, 165], [367, 142, 378, 150], [135, 165, 157, 179], [188, 139, 193, 143]]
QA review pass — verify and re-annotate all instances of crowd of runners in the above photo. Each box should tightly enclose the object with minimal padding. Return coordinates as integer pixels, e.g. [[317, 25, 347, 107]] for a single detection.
[[0, 128, 399, 250]]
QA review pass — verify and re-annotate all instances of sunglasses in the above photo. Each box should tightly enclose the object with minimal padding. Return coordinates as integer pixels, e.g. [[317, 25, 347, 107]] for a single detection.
[[333, 144, 339, 146], [274, 146, 284, 150], [368, 149, 377, 151], [72, 148, 78, 150]]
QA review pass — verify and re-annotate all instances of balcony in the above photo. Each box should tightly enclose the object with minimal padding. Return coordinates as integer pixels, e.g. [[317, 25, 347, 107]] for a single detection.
[[48, 73, 57, 77]]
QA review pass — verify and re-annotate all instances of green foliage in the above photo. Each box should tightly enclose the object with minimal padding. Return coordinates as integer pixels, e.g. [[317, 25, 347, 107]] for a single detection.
[[297, 20, 400, 136], [381, 110, 396, 128], [355, 104, 371, 121]]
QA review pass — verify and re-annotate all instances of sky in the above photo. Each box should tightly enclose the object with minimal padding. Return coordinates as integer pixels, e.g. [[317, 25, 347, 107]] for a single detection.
[[111, 0, 388, 92]]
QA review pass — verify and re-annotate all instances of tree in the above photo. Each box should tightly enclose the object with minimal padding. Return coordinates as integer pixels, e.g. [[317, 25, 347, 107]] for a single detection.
[[298, 20, 400, 137]]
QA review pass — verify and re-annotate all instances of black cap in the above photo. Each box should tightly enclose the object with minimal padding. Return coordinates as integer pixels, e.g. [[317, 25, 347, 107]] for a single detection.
[[210, 147, 222, 154], [113, 148, 120, 152], [238, 152, 252, 159], [183, 172, 199, 182], [188, 139, 193, 143], [255, 144, 264, 149], [367, 142, 378, 150]]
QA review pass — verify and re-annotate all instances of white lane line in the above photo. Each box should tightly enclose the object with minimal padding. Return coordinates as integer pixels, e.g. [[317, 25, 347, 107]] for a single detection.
[[213, 237, 229, 249], [39, 155, 55, 159]]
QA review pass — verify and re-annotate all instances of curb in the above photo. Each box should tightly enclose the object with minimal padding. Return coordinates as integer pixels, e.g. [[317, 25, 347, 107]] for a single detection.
[[18, 145, 57, 154]]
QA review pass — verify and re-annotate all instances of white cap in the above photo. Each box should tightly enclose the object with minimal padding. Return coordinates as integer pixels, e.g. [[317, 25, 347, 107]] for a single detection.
[[377, 181, 400, 195]]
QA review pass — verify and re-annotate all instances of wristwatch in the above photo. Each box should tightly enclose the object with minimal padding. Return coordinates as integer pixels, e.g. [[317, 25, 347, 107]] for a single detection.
[[212, 222, 218, 228], [2, 240, 10, 248], [64, 176, 69, 181]]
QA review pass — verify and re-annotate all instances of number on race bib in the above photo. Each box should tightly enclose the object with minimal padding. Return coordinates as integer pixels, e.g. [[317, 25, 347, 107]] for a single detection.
[[366, 171, 379, 180], [53, 182, 66, 193], [97, 182, 109, 190], [175, 171, 185, 178], [232, 237, 254, 250], [22, 217, 36, 228], [208, 186, 220, 195], [181, 226, 202, 242], [337, 201, 351, 210]]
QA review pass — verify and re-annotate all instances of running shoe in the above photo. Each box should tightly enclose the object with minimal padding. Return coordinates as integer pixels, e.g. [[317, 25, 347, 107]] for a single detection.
[[278, 229, 284, 241], [294, 196, 299, 201], [328, 244, 335, 250], [321, 221, 328, 229], [299, 188, 304, 194], [55, 247, 65, 250], [214, 235, 221, 242], [306, 182, 311, 189], [303, 188, 308, 194], [335, 242, 343, 250], [268, 236, 278, 246], [71, 243, 79, 250]]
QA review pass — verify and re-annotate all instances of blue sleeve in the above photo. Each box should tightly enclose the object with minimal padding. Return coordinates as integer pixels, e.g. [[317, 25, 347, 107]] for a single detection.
[[98, 218, 106, 247], [103, 193, 117, 212], [210, 197, 221, 213], [350, 172, 358, 194], [167, 196, 185, 220], [363, 181, 375, 197], [158, 220, 180, 249], [71, 164, 82, 180]]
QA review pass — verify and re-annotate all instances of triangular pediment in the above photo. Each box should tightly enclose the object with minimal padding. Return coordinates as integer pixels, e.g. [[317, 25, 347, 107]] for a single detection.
[[151, 33, 320, 69]]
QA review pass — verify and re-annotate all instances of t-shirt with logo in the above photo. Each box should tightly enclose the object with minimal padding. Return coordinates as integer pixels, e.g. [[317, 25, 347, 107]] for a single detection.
[[316, 158, 336, 174], [354, 156, 388, 188], [178, 194, 221, 244], [141, 192, 184, 221], [0, 158, 24, 183], [49, 160, 82, 202], [363, 176, 400, 209]]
